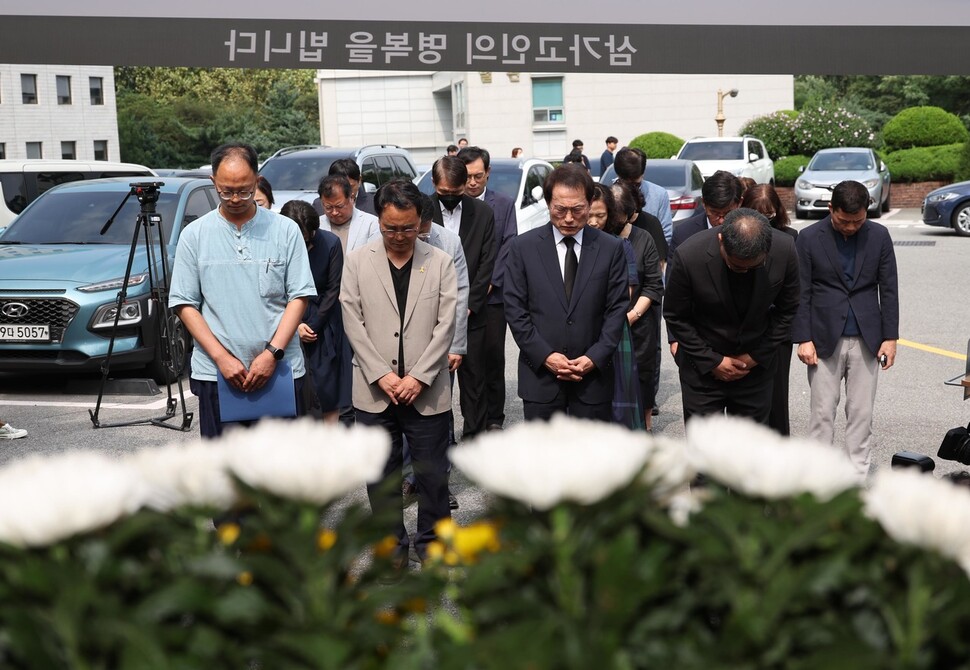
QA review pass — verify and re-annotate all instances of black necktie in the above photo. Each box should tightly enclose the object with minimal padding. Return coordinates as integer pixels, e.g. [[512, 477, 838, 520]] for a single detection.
[[563, 236, 578, 303]]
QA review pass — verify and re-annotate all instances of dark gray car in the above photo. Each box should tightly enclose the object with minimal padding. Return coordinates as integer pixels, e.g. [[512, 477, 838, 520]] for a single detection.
[[600, 158, 704, 222]]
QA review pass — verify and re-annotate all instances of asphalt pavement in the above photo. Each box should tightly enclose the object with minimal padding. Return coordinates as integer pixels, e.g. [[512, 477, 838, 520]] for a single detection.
[[2, 207, 969, 530]]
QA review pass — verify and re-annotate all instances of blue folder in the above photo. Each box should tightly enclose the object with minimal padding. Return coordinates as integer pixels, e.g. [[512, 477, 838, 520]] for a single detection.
[[216, 359, 296, 422]]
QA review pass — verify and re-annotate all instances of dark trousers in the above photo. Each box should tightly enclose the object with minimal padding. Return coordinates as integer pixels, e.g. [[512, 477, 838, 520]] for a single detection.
[[523, 384, 612, 423], [768, 343, 793, 436], [678, 361, 774, 425], [484, 301, 508, 427], [356, 404, 450, 560], [191, 377, 305, 440], [457, 321, 488, 438]]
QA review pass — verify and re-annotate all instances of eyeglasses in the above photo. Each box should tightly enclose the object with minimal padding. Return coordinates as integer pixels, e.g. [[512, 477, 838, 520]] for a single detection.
[[466, 171, 487, 182], [550, 204, 589, 218], [322, 201, 351, 214], [216, 189, 256, 202], [380, 227, 420, 237]]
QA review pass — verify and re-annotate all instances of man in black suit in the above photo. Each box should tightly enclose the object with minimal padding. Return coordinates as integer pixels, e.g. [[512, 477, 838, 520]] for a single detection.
[[458, 146, 518, 431], [792, 180, 899, 476], [504, 165, 628, 422], [668, 170, 742, 260], [664, 208, 800, 424], [431, 157, 496, 440]]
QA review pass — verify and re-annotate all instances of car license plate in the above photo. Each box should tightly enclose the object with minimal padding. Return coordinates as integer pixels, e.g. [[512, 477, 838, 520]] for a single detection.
[[0, 324, 50, 341], [817, 193, 830, 202]]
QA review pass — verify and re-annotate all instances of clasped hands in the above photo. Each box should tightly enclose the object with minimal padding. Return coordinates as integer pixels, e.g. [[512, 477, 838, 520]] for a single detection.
[[378, 372, 425, 405], [218, 350, 277, 392], [545, 352, 595, 382], [712, 353, 757, 382]]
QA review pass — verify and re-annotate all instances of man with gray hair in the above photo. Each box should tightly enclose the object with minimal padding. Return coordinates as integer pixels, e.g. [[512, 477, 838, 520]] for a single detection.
[[664, 208, 800, 424]]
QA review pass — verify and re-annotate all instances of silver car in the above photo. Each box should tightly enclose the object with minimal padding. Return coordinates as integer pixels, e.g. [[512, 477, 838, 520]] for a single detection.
[[600, 158, 705, 222], [794, 148, 891, 219]]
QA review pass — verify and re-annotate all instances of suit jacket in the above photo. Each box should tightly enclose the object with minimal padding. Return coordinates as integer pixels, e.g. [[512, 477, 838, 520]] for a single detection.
[[321, 208, 379, 252], [482, 187, 518, 305], [432, 194, 496, 321], [669, 211, 709, 258], [425, 224, 470, 355], [664, 226, 800, 376], [339, 238, 458, 415], [504, 223, 629, 404], [791, 216, 899, 359]]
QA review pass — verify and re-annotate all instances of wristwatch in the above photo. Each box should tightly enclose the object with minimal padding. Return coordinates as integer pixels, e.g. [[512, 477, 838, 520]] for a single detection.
[[264, 343, 284, 361]]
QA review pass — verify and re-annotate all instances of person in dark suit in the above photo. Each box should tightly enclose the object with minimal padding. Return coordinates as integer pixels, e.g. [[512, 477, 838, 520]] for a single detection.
[[563, 139, 591, 172], [741, 184, 798, 436], [792, 180, 899, 476], [504, 165, 629, 422], [458, 146, 518, 431], [431, 156, 496, 440], [600, 136, 618, 175], [664, 208, 800, 425], [668, 170, 742, 260]]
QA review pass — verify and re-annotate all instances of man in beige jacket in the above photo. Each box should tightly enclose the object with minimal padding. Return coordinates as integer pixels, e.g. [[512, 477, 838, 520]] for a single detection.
[[340, 178, 458, 565]]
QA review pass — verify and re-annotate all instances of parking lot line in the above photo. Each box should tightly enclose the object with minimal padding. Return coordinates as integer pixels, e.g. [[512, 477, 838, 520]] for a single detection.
[[0, 398, 177, 410], [898, 338, 967, 361]]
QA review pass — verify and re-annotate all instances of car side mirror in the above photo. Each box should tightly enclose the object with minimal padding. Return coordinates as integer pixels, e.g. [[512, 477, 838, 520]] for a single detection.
[[363, 182, 377, 194], [798, 165, 805, 173], [748, 152, 759, 163], [531, 185, 544, 205], [880, 161, 887, 172]]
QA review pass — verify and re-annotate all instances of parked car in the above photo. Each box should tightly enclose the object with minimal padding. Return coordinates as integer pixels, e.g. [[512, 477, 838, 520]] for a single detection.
[[675, 136, 775, 185], [0, 159, 155, 230], [922, 180, 970, 237], [600, 158, 705, 222], [794, 147, 891, 219], [415, 157, 554, 235], [0, 178, 219, 382], [257, 145, 419, 210]]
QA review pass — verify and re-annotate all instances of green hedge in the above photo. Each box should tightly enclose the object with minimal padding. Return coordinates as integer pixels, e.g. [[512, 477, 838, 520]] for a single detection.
[[628, 131, 683, 159], [773, 155, 811, 187], [739, 110, 797, 159], [884, 143, 964, 183], [883, 106, 969, 152]]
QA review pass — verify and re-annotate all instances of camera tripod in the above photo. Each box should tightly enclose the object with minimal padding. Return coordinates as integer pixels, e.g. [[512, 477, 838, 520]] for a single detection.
[[89, 182, 193, 431]]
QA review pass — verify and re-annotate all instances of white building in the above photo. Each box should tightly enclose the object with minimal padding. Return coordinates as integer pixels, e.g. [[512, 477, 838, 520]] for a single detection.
[[0, 64, 121, 161], [316, 70, 794, 166]]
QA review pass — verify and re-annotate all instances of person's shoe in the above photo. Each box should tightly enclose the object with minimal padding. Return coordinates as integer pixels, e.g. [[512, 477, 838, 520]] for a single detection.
[[402, 480, 418, 507], [486, 422, 503, 432], [0, 423, 28, 440], [449, 491, 460, 510]]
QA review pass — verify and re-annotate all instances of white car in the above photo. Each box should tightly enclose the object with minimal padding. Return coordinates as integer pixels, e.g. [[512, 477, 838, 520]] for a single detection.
[[416, 157, 553, 235], [675, 136, 775, 185]]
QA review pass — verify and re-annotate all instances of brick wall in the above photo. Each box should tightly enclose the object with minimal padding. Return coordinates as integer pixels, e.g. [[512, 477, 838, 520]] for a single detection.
[[776, 181, 949, 211]]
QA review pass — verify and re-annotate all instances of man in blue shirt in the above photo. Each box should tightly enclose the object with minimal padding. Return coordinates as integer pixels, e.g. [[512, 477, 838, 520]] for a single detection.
[[169, 143, 316, 438]]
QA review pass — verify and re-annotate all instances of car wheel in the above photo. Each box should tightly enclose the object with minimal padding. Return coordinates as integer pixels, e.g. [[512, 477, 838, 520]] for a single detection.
[[952, 202, 970, 237], [147, 313, 191, 384], [881, 186, 891, 212], [868, 204, 882, 219]]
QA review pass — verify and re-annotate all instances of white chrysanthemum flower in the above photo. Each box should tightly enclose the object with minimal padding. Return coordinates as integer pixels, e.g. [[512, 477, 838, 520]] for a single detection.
[[686, 415, 860, 501], [126, 440, 236, 512], [0, 452, 147, 547], [864, 469, 970, 574], [450, 415, 650, 510], [224, 418, 390, 505], [641, 436, 695, 499]]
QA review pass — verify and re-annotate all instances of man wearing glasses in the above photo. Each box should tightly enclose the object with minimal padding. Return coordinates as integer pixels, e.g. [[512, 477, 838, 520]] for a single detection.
[[340, 179, 458, 566], [668, 170, 743, 262], [169, 143, 316, 438], [664, 208, 800, 425], [317, 174, 379, 254], [504, 165, 628, 422]]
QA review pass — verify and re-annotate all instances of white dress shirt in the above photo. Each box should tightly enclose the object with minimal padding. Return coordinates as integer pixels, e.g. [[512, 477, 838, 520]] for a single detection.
[[551, 226, 584, 279], [439, 200, 463, 234]]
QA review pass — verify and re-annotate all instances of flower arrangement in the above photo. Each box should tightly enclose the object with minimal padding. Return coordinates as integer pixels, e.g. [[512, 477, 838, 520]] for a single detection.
[[1, 416, 970, 667]]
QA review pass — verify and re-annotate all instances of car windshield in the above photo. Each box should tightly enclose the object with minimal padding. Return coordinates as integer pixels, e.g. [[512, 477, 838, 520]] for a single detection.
[[415, 166, 523, 203], [0, 191, 179, 245], [809, 152, 873, 171], [260, 156, 339, 191], [643, 164, 688, 188], [680, 141, 744, 161]]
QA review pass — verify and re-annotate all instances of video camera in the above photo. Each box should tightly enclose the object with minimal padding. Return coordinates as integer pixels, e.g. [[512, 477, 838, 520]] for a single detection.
[[891, 421, 970, 487]]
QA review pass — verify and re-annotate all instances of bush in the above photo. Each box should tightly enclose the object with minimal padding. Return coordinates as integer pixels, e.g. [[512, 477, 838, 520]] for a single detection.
[[883, 106, 969, 152], [628, 131, 683, 159], [957, 141, 970, 182], [884, 143, 964, 182], [773, 155, 811, 187], [739, 110, 797, 159], [791, 106, 875, 155]]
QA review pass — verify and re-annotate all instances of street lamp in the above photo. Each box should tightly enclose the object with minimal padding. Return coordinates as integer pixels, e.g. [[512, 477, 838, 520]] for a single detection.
[[715, 88, 739, 137]]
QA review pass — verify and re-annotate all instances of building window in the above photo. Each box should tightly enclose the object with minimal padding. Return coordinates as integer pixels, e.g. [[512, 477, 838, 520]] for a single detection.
[[89, 77, 104, 105], [26, 142, 43, 159], [453, 81, 466, 132], [0, 144, 5, 160], [56, 75, 72, 105], [61, 141, 76, 159], [532, 78, 564, 125], [21, 74, 38, 104], [93, 140, 108, 161]]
